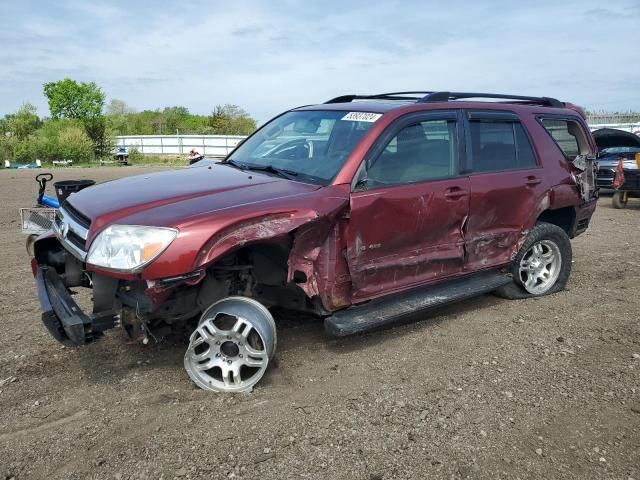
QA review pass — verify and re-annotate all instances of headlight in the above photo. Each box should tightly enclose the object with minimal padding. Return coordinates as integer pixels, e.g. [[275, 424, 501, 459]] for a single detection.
[[86, 225, 177, 272]]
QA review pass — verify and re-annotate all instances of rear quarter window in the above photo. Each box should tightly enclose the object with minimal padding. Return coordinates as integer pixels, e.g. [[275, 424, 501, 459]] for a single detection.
[[539, 118, 590, 159]]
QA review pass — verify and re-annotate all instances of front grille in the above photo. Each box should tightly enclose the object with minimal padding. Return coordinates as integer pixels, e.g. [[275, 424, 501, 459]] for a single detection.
[[66, 229, 86, 251], [54, 206, 90, 260], [62, 201, 91, 229], [597, 168, 615, 179]]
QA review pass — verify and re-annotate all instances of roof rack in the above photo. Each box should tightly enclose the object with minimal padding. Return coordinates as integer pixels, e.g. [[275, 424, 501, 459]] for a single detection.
[[324, 92, 435, 103], [324, 91, 564, 108], [418, 92, 564, 108]]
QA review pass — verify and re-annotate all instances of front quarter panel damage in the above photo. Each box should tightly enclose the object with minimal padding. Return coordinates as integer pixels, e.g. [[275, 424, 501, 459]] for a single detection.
[[193, 185, 352, 310]]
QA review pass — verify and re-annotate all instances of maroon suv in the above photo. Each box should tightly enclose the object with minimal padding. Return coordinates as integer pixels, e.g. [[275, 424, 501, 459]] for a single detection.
[[31, 91, 598, 392]]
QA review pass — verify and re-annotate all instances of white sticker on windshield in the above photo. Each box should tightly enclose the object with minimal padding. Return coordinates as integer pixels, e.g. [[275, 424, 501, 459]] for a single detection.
[[341, 111, 382, 122]]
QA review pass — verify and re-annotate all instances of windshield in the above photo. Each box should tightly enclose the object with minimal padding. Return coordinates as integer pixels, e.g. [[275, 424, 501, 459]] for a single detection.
[[225, 110, 380, 184]]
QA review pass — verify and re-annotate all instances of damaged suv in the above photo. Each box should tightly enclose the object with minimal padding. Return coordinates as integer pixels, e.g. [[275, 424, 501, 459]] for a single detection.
[[31, 91, 598, 392]]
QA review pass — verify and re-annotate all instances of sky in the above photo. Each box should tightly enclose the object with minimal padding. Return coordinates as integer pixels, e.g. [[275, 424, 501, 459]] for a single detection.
[[1, 0, 639, 123]]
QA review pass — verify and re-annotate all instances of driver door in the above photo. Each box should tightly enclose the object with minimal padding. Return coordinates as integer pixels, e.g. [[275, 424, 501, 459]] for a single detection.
[[345, 111, 470, 302]]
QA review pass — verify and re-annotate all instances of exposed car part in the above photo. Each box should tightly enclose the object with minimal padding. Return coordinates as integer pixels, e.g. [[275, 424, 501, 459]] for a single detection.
[[36, 266, 120, 346], [571, 155, 598, 202], [494, 223, 572, 299], [184, 297, 276, 393]]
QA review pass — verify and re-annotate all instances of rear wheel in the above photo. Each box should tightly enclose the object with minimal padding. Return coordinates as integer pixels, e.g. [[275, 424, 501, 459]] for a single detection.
[[494, 222, 572, 299], [612, 191, 628, 209]]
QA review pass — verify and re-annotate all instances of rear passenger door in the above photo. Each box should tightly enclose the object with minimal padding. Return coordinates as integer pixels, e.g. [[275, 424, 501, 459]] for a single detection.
[[463, 111, 544, 271], [346, 111, 470, 301]]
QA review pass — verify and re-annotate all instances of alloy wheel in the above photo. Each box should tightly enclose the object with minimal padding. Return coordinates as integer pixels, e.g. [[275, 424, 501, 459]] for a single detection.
[[518, 239, 562, 295]]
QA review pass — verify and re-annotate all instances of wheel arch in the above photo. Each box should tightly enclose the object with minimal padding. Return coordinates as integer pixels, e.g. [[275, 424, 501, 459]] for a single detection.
[[536, 206, 576, 236], [192, 211, 319, 271]]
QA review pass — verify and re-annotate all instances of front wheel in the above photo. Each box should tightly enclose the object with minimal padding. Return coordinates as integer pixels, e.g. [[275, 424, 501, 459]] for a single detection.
[[184, 296, 277, 393], [494, 222, 572, 299]]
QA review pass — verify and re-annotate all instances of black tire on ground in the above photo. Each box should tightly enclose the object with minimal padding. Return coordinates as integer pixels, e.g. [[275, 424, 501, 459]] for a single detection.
[[612, 191, 627, 209], [493, 222, 572, 300]]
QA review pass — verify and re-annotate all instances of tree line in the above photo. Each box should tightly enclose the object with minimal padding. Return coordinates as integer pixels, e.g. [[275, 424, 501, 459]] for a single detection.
[[0, 78, 257, 164]]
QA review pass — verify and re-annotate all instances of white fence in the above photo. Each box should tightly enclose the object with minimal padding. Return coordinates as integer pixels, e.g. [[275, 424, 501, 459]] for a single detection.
[[115, 135, 247, 157]]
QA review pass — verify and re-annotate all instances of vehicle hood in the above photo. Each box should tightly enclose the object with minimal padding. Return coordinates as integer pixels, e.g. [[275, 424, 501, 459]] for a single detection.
[[593, 128, 640, 150], [597, 156, 639, 169], [66, 164, 321, 231]]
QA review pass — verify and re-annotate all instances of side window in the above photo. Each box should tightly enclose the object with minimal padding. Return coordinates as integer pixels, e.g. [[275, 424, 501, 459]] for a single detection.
[[539, 118, 590, 159], [469, 120, 537, 172], [367, 119, 457, 186], [514, 123, 537, 167]]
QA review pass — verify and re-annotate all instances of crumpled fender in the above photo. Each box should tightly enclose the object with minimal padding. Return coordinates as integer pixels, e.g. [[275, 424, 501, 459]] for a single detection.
[[192, 185, 351, 302], [193, 210, 320, 269]]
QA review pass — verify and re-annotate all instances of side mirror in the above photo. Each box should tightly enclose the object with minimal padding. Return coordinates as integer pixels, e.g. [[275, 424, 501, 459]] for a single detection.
[[353, 178, 368, 192], [353, 168, 369, 192]]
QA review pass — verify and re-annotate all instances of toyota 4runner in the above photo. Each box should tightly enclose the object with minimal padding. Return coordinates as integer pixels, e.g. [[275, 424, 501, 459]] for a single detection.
[[31, 91, 598, 392]]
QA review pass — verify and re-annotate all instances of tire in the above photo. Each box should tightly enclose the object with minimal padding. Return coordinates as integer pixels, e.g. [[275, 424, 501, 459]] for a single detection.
[[493, 222, 572, 300], [612, 191, 627, 209]]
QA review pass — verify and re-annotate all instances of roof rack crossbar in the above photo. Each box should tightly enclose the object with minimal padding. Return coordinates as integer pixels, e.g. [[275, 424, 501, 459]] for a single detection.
[[418, 91, 564, 108]]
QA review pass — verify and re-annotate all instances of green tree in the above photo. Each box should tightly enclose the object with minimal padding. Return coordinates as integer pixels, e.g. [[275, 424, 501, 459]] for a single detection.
[[0, 103, 42, 161], [2, 103, 42, 140], [84, 116, 114, 158], [106, 98, 134, 116], [208, 104, 256, 135], [31, 120, 94, 163], [57, 125, 94, 161], [43, 79, 113, 159], [162, 106, 190, 133], [43, 78, 105, 120]]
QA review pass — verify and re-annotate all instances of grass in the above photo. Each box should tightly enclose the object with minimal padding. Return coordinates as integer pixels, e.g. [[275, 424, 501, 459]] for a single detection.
[[125, 154, 189, 167]]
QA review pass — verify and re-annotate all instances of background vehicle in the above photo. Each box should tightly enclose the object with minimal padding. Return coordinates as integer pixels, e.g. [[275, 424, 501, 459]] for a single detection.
[[610, 151, 640, 209], [101, 146, 129, 165], [593, 128, 640, 189], [30, 91, 597, 393], [114, 146, 129, 164]]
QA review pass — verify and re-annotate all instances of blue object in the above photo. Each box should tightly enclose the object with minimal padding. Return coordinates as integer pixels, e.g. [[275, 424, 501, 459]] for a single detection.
[[39, 195, 60, 208], [8, 162, 41, 169]]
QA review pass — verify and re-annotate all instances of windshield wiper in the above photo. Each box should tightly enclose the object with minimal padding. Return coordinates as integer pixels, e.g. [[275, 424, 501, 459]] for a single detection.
[[243, 164, 299, 180], [221, 158, 248, 171]]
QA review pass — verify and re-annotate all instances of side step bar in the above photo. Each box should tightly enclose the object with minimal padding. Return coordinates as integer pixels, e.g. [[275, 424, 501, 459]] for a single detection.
[[325, 271, 512, 336]]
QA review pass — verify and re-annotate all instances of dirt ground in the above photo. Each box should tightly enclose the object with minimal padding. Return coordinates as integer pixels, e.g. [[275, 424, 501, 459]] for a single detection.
[[0, 166, 639, 480]]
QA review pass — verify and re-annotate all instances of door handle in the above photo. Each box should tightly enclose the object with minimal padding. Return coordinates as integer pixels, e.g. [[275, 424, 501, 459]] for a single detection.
[[444, 187, 468, 199], [525, 176, 542, 186]]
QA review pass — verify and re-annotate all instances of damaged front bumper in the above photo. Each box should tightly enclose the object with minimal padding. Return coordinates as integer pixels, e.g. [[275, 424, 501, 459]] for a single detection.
[[35, 265, 120, 346]]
